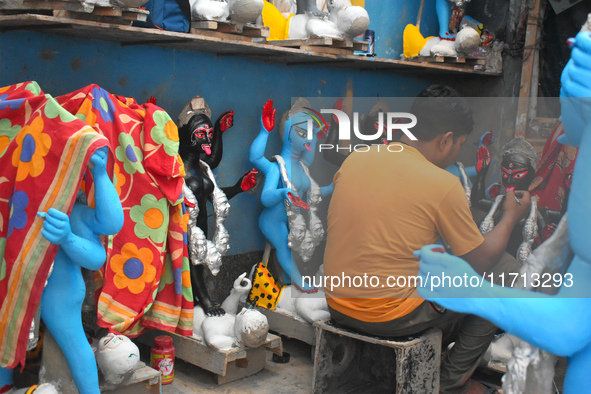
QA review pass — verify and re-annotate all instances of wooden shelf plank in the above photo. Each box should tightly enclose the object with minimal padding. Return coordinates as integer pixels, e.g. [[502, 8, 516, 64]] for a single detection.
[[0, 14, 502, 76]]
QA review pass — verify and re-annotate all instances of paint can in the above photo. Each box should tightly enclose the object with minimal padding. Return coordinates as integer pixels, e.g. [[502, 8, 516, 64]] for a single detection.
[[151, 335, 175, 384], [364, 29, 375, 57]]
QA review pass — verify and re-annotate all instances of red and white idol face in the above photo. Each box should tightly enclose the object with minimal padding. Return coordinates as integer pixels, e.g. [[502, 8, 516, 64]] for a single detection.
[[501, 153, 535, 191], [191, 121, 214, 156]]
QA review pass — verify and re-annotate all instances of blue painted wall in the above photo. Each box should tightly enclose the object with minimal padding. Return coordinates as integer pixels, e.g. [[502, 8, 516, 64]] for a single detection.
[[366, 0, 439, 59], [0, 2, 443, 254]]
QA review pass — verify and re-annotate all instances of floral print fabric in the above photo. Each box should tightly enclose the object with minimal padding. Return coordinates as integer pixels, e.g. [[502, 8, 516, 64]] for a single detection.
[[56, 85, 193, 338], [0, 82, 109, 369]]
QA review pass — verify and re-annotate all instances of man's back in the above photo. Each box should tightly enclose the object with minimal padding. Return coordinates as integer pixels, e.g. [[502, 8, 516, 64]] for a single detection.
[[324, 143, 483, 323]]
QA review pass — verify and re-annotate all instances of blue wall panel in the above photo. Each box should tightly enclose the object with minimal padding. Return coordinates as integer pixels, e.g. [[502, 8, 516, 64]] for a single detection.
[[366, 0, 439, 59], [0, 27, 433, 254]]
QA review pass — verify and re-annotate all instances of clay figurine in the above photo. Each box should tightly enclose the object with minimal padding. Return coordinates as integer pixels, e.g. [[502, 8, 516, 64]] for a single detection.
[[192, 273, 269, 350], [190, 0, 264, 28], [178, 95, 257, 317], [471, 136, 563, 262], [249, 98, 333, 294], [95, 333, 140, 385], [288, 0, 369, 40]]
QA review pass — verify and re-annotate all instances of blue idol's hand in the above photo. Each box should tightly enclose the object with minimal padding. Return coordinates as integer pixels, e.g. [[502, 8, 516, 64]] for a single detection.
[[89, 146, 109, 174], [416, 244, 485, 313], [39, 208, 72, 245]]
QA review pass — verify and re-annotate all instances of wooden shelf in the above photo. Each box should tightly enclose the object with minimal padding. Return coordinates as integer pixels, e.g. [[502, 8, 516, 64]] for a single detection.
[[0, 14, 501, 76]]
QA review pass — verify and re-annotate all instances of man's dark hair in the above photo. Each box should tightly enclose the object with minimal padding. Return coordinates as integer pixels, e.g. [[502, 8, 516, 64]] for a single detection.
[[410, 85, 474, 141]]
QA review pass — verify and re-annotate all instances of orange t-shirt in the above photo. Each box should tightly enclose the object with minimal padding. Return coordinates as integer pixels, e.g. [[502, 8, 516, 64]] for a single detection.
[[324, 144, 484, 323]]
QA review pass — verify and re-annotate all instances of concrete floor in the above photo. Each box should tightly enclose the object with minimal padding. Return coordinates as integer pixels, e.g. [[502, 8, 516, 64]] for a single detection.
[[160, 338, 314, 394], [159, 337, 568, 394], [15, 333, 567, 393]]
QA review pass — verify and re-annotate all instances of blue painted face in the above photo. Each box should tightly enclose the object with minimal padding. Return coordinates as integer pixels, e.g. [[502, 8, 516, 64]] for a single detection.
[[284, 112, 318, 158]]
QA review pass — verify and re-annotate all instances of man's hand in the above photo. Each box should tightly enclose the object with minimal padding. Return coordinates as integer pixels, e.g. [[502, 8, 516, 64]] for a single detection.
[[502, 190, 531, 224], [262, 100, 276, 132], [38, 208, 73, 246]]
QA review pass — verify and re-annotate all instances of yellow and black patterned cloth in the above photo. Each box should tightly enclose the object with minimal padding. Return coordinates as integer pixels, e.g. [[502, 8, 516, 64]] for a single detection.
[[248, 263, 284, 310]]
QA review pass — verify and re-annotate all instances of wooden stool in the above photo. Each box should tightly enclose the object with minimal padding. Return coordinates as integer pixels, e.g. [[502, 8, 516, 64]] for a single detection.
[[312, 321, 442, 394]]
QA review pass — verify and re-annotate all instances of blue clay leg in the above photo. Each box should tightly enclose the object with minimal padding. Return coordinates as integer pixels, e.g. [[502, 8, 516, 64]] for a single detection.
[[563, 342, 591, 393], [436, 0, 452, 39], [38, 147, 123, 394], [41, 257, 100, 394], [259, 207, 313, 291], [0, 366, 12, 390]]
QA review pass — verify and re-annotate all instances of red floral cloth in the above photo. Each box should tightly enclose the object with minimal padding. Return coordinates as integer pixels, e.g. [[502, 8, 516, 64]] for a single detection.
[[0, 82, 108, 369], [530, 122, 578, 211], [56, 85, 194, 338]]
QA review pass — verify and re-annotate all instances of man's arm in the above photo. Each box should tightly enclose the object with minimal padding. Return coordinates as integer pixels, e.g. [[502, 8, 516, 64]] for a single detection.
[[461, 190, 531, 273]]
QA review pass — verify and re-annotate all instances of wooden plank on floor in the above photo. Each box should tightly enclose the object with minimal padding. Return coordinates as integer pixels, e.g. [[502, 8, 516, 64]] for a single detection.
[[242, 23, 269, 38], [138, 329, 282, 378], [191, 20, 268, 38], [189, 26, 263, 42], [91, 6, 122, 17], [330, 38, 353, 48], [101, 363, 161, 394], [268, 37, 334, 47], [53, 9, 131, 25], [301, 44, 352, 56], [261, 309, 316, 345], [121, 8, 148, 22], [138, 330, 241, 376], [216, 21, 243, 33], [352, 40, 368, 51], [215, 347, 267, 385], [192, 20, 218, 30], [20, 0, 95, 12]]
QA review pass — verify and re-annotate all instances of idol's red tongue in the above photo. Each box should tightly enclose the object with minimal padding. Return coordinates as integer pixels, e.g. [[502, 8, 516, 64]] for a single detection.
[[506, 185, 515, 192], [203, 145, 212, 155], [304, 143, 311, 152]]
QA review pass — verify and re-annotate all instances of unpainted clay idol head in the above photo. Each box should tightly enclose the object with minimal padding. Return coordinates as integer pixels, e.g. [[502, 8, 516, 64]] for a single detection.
[[234, 308, 269, 348], [96, 333, 140, 384], [178, 95, 212, 130]]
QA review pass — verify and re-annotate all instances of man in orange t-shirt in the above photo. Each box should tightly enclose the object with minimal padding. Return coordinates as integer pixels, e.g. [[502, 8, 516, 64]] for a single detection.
[[324, 85, 531, 394]]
